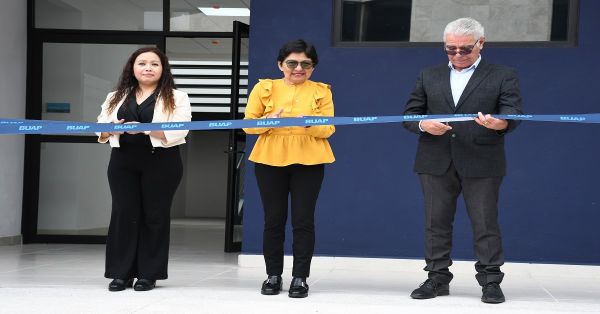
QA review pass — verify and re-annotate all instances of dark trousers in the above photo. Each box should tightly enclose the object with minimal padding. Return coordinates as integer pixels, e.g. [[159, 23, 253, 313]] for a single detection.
[[254, 163, 325, 278], [419, 162, 505, 286], [105, 145, 182, 280]]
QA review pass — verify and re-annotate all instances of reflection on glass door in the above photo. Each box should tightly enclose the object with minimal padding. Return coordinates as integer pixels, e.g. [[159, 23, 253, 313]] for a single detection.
[[35, 0, 163, 31], [42, 43, 147, 123]]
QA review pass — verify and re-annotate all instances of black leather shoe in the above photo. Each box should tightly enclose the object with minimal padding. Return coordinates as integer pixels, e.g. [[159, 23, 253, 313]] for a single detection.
[[108, 278, 133, 292], [261, 275, 282, 295], [481, 282, 505, 303], [133, 279, 156, 291], [410, 279, 450, 299], [288, 277, 309, 298]]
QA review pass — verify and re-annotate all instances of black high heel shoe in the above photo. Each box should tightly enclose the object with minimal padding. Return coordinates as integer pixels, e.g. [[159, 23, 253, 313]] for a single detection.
[[108, 278, 133, 292], [133, 279, 156, 291]]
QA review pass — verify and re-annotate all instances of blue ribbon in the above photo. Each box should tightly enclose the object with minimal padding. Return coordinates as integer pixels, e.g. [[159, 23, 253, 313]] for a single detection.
[[1, 113, 599, 135]]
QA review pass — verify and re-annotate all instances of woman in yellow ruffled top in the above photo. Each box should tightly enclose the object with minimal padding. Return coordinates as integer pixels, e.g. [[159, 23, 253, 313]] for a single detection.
[[243, 39, 335, 298]]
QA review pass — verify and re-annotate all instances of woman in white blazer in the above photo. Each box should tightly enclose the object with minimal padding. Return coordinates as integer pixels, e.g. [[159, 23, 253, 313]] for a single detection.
[[97, 47, 191, 292]]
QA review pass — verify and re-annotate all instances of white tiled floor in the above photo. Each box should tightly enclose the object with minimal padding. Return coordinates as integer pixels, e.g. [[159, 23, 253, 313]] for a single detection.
[[1, 220, 599, 313]]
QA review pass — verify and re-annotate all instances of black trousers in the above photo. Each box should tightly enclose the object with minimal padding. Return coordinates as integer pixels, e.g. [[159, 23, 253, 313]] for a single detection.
[[105, 145, 182, 280], [254, 163, 325, 278], [419, 162, 505, 286]]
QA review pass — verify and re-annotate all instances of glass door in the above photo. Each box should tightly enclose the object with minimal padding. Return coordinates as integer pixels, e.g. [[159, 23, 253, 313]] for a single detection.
[[23, 37, 161, 243], [165, 35, 247, 251], [24, 0, 252, 245]]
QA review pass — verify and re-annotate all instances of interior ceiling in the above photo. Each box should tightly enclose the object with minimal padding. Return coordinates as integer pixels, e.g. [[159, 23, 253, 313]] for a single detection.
[[166, 0, 251, 59], [170, 0, 250, 12], [170, 0, 251, 32]]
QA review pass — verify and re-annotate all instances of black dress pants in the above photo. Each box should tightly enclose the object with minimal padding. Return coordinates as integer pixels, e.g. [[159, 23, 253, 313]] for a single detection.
[[105, 145, 182, 280], [419, 162, 505, 286], [254, 163, 325, 278]]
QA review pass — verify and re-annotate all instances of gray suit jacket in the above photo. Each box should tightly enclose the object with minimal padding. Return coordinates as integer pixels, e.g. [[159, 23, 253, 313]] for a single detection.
[[403, 60, 523, 177]]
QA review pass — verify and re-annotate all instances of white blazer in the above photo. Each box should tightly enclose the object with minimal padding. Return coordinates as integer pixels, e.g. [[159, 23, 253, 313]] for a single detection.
[[96, 89, 192, 148]]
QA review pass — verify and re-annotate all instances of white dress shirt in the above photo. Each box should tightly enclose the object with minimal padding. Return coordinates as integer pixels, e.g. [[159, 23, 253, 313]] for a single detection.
[[449, 56, 482, 105], [418, 56, 482, 132]]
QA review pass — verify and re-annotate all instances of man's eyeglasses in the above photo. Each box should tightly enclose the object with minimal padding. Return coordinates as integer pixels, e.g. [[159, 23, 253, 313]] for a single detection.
[[284, 60, 314, 70], [444, 39, 480, 56]]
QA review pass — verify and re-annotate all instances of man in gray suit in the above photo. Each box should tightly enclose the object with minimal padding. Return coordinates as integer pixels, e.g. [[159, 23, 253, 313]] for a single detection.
[[403, 17, 523, 304]]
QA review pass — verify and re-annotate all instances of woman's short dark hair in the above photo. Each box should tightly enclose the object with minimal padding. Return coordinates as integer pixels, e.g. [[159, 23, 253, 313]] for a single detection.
[[277, 39, 319, 66]]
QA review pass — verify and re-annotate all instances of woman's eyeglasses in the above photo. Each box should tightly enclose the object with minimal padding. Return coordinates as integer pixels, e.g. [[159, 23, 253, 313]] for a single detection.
[[284, 60, 314, 70], [445, 39, 480, 56]]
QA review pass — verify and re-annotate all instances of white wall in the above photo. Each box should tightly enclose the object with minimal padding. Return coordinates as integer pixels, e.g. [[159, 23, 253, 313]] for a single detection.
[[0, 0, 26, 238], [171, 131, 230, 219], [186, 132, 229, 218]]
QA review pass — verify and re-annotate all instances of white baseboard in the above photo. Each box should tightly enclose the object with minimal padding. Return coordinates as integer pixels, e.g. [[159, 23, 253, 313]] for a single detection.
[[238, 254, 424, 270], [238, 254, 600, 278], [0, 235, 22, 246]]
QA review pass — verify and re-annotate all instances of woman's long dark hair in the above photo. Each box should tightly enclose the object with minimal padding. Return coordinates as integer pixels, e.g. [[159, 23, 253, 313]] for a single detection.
[[107, 47, 176, 114]]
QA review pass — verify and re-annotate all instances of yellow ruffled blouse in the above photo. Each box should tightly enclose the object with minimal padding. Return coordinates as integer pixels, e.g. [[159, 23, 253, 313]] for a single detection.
[[243, 79, 335, 166]]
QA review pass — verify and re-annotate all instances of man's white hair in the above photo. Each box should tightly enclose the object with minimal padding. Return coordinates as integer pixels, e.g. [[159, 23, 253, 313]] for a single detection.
[[443, 17, 484, 42]]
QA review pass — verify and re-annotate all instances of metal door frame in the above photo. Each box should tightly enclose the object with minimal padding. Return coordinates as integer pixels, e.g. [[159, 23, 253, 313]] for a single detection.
[[224, 21, 249, 252], [22, 0, 248, 247]]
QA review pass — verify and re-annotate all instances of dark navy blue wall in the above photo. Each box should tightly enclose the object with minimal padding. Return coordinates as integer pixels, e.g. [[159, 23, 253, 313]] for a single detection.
[[242, 0, 600, 264]]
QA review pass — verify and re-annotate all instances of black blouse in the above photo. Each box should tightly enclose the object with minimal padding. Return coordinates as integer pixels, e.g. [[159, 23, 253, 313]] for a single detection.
[[117, 91, 156, 147]]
